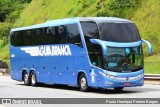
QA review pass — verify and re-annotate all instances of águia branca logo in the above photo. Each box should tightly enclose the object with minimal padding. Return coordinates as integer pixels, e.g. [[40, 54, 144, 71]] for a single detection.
[[20, 45, 72, 56]]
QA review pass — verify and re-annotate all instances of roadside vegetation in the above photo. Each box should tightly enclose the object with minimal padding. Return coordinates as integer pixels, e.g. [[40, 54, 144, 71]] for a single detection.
[[0, 0, 159, 74], [0, 0, 31, 66]]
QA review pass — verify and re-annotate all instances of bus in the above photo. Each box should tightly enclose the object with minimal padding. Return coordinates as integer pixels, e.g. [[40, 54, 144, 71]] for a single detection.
[[10, 17, 152, 92]]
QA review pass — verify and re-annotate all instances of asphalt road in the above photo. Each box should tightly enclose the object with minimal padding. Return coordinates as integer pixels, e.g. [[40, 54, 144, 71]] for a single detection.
[[0, 76, 160, 107], [0, 76, 160, 98]]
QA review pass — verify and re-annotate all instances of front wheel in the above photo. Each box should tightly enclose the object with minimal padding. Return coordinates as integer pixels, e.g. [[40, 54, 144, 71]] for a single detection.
[[30, 71, 38, 86], [79, 74, 89, 92]]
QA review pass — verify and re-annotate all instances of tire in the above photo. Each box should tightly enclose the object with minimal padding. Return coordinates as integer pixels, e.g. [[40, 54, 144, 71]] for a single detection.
[[114, 87, 124, 91], [23, 71, 30, 86], [30, 71, 38, 87], [79, 74, 89, 92]]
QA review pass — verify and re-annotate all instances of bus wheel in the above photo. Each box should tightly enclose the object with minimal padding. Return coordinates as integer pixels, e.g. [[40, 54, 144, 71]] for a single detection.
[[23, 72, 30, 86], [114, 87, 123, 91], [79, 74, 89, 92], [30, 71, 37, 87]]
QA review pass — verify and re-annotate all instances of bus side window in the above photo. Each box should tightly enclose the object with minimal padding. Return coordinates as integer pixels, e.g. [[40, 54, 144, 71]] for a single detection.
[[11, 31, 17, 46], [44, 27, 56, 44], [17, 31, 24, 46], [37, 28, 44, 45], [52, 26, 60, 44], [80, 21, 100, 42], [57, 25, 67, 44], [11, 24, 82, 47], [31, 29, 36, 45], [23, 30, 32, 46], [66, 24, 82, 47]]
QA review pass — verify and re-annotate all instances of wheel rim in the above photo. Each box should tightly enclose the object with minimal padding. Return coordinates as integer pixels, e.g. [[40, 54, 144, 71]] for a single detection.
[[31, 73, 36, 85], [80, 77, 87, 90], [24, 73, 28, 84]]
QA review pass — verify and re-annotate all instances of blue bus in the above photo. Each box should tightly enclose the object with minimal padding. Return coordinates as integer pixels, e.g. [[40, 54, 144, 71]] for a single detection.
[[10, 17, 152, 92]]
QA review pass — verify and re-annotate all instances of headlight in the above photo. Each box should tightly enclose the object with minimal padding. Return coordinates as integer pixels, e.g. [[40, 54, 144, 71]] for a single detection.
[[99, 71, 144, 81], [138, 74, 144, 77], [99, 71, 116, 79]]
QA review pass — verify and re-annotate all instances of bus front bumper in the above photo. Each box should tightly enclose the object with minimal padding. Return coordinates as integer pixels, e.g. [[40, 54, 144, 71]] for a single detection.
[[103, 77, 144, 88], [97, 71, 144, 89]]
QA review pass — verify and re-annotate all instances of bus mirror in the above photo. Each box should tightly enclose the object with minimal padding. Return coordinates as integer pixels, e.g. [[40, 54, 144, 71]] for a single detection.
[[89, 39, 107, 55], [142, 39, 152, 55]]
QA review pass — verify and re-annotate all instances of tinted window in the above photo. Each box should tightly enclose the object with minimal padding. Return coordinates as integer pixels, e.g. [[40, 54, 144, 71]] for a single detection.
[[57, 25, 67, 44], [10, 32, 17, 46], [80, 21, 100, 42], [23, 30, 32, 46], [80, 22, 102, 67], [16, 31, 23, 46], [66, 24, 82, 46], [10, 24, 82, 47], [99, 23, 140, 42], [43, 27, 56, 44]]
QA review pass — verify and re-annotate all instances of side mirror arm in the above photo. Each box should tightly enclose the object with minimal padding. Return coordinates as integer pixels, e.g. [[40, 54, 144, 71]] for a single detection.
[[142, 39, 152, 55], [89, 39, 107, 55]]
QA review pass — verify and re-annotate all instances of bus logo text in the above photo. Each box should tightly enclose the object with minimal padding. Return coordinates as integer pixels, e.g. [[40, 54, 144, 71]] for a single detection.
[[21, 45, 72, 56]]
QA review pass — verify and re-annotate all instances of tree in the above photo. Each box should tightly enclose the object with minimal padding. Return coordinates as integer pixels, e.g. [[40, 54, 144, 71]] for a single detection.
[[0, 0, 32, 46]]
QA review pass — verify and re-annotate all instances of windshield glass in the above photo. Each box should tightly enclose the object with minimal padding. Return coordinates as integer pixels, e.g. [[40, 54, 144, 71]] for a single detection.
[[99, 23, 140, 42], [104, 46, 143, 72]]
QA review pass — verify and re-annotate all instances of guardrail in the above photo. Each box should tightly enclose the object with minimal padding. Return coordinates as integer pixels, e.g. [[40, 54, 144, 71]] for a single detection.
[[144, 74, 160, 80]]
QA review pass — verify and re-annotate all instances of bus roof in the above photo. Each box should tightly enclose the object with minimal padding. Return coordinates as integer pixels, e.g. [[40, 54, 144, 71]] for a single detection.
[[11, 17, 133, 32]]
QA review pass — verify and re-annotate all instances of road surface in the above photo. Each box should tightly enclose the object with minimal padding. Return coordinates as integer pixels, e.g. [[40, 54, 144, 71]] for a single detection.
[[0, 76, 160, 107], [0, 76, 160, 98]]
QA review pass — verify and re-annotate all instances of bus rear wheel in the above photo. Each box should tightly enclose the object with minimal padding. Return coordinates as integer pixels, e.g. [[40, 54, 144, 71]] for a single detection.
[[23, 71, 30, 86], [30, 71, 38, 87], [79, 74, 89, 92]]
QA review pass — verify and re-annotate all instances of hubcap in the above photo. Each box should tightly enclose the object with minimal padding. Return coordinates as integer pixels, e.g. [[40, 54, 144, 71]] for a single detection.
[[80, 77, 87, 90], [31, 74, 36, 85], [24, 73, 28, 83]]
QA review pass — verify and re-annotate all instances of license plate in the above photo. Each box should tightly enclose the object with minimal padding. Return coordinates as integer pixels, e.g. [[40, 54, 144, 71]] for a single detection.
[[124, 82, 130, 86]]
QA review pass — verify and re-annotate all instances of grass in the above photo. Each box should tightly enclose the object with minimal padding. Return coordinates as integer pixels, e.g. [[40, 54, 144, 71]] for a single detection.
[[15, 0, 80, 26], [144, 54, 160, 74], [131, 0, 160, 55]]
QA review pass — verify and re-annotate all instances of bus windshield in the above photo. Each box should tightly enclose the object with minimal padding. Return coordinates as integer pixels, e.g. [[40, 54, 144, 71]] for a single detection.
[[99, 23, 141, 42], [104, 46, 143, 72]]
